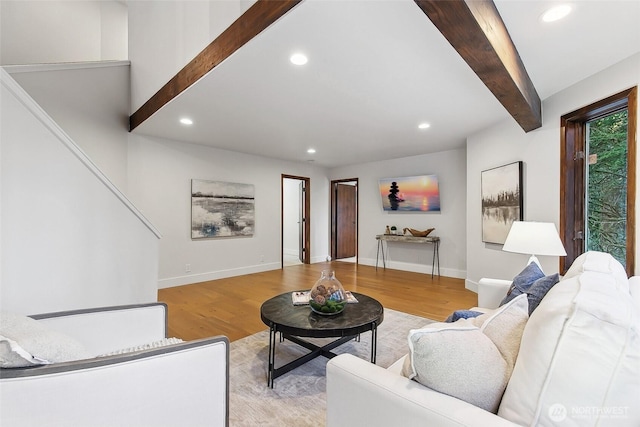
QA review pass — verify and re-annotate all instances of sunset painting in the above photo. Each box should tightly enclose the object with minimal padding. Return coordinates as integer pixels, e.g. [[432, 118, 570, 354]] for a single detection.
[[379, 175, 440, 212]]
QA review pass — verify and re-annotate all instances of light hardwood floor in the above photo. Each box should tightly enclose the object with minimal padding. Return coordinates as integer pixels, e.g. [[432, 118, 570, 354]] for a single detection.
[[158, 261, 478, 342]]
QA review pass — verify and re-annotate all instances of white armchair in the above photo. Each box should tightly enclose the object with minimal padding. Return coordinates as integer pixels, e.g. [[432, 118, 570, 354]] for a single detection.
[[1, 303, 229, 427], [477, 278, 512, 309]]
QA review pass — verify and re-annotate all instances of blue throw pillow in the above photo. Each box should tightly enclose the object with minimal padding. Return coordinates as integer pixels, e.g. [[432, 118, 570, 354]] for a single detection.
[[445, 310, 483, 323], [526, 273, 560, 315], [500, 262, 545, 306]]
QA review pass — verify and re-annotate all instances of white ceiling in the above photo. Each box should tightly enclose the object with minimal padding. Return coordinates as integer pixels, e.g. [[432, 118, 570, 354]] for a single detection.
[[133, 0, 640, 168]]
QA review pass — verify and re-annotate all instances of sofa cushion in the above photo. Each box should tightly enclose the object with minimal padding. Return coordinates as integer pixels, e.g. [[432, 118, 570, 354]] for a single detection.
[[0, 312, 92, 368], [630, 276, 640, 310], [562, 250, 629, 292], [401, 294, 528, 413], [500, 262, 545, 306], [498, 252, 640, 426]]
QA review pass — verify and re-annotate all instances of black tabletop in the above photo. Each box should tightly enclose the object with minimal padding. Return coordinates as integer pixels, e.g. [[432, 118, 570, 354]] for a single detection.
[[260, 291, 384, 338]]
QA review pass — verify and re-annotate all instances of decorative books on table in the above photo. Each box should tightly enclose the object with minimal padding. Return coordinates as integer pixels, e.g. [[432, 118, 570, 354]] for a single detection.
[[291, 290, 359, 306]]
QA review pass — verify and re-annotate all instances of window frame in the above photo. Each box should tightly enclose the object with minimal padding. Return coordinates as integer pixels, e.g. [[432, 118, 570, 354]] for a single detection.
[[560, 87, 637, 275]]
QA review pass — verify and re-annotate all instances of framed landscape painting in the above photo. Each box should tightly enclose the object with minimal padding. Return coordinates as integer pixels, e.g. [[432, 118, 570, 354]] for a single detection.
[[191, 179, 255, 239], [481, 162, 523, 244]]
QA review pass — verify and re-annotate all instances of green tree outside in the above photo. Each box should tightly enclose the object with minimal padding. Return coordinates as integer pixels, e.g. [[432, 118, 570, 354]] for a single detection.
[[586, 110, 628, 266]]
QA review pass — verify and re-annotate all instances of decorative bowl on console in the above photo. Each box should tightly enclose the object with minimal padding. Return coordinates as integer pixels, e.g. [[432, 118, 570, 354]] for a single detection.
[[403, 227, 435, 237], [309, 270, 347, 315]]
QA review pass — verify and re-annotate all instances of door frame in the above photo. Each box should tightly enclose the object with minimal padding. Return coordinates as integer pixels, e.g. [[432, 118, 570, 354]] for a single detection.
[[330, 178, 359, 262], [282, 174, 311, 266]]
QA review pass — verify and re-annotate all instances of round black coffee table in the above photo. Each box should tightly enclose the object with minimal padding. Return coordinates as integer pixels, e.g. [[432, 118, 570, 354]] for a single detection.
[[260, 291, 384, 388]]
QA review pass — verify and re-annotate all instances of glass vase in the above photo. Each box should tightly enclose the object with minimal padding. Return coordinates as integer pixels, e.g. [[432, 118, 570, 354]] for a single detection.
[[309, 270, 347, 315]]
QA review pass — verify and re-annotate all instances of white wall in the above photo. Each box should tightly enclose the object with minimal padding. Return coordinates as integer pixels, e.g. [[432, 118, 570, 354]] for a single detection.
[[466, 53, 640, 289], [330, 148, 467, 278], [0, 1, 127, 65], [5, 62, 131, 189], [128, 0, 256, 112], [126, 133, 330, 288], [0, 70, 159, 315]]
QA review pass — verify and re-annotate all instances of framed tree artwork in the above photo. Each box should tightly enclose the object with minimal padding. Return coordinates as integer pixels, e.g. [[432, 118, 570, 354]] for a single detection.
[[481, 161, 523, 244]]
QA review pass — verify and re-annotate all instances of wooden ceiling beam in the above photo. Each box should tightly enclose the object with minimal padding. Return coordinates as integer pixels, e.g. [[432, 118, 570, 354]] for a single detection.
[[414, 0, 542, 131], [131, 0, 541, 133], [129, 0, 302, 131]]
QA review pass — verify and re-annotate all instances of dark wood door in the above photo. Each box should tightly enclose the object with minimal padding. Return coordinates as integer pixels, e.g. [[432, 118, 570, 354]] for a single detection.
[[336, 183, 357, 259]]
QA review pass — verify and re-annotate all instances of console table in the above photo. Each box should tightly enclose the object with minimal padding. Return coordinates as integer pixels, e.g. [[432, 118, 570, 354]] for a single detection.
[[375, 234, 440, 278]]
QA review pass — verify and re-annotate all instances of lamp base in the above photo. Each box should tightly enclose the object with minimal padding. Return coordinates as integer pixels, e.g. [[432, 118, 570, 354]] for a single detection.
[[527, 254, 542, 269]]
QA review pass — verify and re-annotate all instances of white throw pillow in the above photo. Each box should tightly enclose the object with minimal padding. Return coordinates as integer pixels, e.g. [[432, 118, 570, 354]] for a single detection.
[[402, 326, 508, 413], [0, 335, 50, 367], [479, 293, 529, 369], [0, 312, 92, 367], [401, 294, 529, 413]]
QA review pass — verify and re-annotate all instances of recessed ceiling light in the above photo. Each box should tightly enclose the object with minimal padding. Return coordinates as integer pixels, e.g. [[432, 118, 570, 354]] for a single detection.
[[290, 53, 308, 66], [418, 123, 431, 129], [541, 4, 572, 23], [180, 118, 193, 125], [307, 148, 316, 154]]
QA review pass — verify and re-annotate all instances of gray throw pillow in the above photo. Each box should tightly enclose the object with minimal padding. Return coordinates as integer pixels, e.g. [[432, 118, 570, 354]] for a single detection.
[[445, 310, 483, 323], [526, 273, 560, 315], [500, 262, 545, 306]]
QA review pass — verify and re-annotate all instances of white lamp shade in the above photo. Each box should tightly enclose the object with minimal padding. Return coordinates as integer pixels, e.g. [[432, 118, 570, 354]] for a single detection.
[[502, 221, 567, 257]]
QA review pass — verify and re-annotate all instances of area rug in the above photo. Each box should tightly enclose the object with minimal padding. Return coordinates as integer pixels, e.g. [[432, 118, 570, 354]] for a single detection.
[[229, 308, 433, 426]]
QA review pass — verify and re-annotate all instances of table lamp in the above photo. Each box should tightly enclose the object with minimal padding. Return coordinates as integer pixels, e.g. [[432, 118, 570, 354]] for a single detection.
[[502, 221, 567, 267]]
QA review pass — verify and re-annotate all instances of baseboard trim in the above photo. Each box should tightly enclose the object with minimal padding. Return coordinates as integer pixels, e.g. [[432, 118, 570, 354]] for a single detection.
[[158, 262, 281, 289], [159, 258, 469, 288], [283, 248, 298, 257], [465, 279, 479, 293], [357, 257, 465, 279]]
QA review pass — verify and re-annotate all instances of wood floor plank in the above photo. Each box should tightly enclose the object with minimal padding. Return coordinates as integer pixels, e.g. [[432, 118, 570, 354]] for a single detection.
[[158, 262, 478, 342]]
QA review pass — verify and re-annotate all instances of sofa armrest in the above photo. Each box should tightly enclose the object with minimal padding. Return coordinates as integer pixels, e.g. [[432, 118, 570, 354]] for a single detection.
[[477, 278, 512, 309], [30, 303, 168, 355], [1, 336, 229, 427], [327, 354, 518, 427]]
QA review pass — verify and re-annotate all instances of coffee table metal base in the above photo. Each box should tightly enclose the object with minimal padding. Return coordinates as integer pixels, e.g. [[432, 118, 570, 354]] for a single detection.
[[260, 291, 383, 388], [267, 326, 378, 388]]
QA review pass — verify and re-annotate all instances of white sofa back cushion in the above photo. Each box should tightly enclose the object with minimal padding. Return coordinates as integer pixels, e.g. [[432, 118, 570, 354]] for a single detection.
[[498, 252, 640, 426], [563, 250, 630, 292], [629, 276, 640, 310]]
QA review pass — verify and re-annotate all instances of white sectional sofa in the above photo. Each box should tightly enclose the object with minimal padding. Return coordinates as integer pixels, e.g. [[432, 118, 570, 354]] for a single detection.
[[326, 251, 640, 426], [0, 303, 229, 426]]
